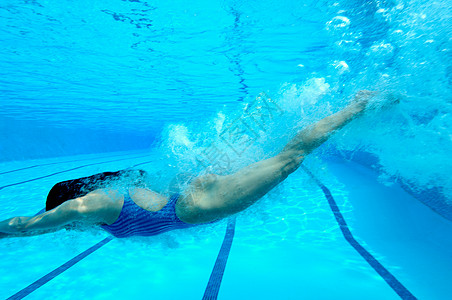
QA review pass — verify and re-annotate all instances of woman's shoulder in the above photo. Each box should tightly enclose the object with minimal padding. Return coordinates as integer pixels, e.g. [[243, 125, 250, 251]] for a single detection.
[[76, 189, 125, 225], [80, 188, 125, 212]]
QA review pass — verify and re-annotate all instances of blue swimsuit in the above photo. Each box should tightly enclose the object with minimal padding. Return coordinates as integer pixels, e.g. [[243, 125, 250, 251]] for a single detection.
[[101, 191, 196, 238]]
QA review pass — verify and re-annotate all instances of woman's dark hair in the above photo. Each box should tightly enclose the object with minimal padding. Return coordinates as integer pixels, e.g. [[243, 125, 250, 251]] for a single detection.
[[45, 169, 148, 211]]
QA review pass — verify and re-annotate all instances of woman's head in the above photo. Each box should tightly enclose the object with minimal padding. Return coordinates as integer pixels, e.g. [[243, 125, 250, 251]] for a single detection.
[[45, 169, 149, 211]]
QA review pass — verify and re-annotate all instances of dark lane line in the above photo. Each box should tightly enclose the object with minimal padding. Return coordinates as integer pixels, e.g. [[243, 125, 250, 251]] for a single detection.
[[0, 151, 148, 175], [301, 165, 416, 300], [202, 217, 236, 300], [0, 154, 152, 191], [6, 237, 114, 300]]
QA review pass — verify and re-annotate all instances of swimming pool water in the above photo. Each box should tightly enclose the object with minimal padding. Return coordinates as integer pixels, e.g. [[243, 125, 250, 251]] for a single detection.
[[1, 0, 451, 211], [1, 152, 451, 299], [1, 0, 451, 298]]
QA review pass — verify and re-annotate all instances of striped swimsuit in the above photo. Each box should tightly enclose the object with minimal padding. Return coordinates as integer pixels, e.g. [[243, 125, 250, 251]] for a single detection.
[[101, 190, 196, 238]]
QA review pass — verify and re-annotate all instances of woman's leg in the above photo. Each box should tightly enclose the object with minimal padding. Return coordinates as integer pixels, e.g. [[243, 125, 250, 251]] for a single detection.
[[280, 91, 373, 156], [180, 91, 374, 223]]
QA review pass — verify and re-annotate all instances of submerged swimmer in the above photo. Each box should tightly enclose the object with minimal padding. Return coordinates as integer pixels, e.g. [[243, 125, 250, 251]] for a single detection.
[[0, 91, 386, 239]]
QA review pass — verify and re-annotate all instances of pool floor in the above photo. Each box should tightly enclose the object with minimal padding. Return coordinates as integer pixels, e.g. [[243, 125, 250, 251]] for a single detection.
[[1, 151, 451, 299]]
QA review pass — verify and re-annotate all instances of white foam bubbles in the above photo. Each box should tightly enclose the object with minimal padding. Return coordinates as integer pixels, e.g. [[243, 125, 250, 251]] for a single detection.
[[279, 78, 331, 112], [167, 124, 194, 149], [214, 112, 226, 134]]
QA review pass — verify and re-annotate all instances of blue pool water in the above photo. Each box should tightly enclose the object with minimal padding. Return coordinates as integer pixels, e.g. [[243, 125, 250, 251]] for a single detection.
[[1, 153, 452, 299], [1, 0, 451, 299]]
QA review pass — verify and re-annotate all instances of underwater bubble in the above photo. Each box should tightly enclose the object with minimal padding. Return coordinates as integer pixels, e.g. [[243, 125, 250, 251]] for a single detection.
[[374, 8, 392, 23], [390, 29, 404, 39], [331, 60, 350, 75], [334, 40, 362, 53], [367, 41, 395, 60], [326, 16, 350, 32]]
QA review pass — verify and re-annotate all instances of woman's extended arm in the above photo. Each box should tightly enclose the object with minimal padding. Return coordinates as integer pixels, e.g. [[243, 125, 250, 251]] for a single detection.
[[0, 191, 112, 238], [0, 200, 82, 238]]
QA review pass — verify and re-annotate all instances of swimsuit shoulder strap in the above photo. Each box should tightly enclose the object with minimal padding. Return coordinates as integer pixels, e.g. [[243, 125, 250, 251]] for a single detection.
[[168, 193, 180, 204], [121, 188, 134, 207]]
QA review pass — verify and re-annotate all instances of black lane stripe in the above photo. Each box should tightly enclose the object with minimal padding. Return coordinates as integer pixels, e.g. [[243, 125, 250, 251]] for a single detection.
[[7, 237, 114, 300], [0, 151, 148, 175], [301, 165, 416, 300], [0, 154, 152, 191], [202, 217, 236, 300], [130, 160, 154, 168]]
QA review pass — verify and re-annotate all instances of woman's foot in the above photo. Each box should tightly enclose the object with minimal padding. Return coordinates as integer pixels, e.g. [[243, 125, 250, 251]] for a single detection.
[[353, 90, 379, 110], [353, 90, 400, 111]]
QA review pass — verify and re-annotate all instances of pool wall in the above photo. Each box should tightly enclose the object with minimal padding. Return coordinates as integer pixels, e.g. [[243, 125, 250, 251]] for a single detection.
[[326, 148, 452, 222], [0, 117, 155, 162]]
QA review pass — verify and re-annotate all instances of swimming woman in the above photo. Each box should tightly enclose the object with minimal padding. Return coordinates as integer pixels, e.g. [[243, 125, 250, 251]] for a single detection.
[[0, 90, 383, 239]]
